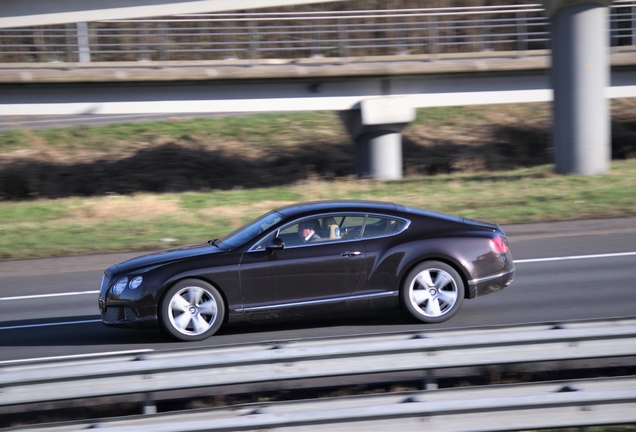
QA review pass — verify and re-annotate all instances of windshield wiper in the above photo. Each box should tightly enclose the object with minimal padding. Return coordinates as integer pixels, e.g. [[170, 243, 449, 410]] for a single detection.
[[208, 238, 220, 247]]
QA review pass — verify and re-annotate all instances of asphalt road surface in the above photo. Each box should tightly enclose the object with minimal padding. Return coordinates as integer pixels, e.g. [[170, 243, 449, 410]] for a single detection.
[[1, 217, 635, 364]]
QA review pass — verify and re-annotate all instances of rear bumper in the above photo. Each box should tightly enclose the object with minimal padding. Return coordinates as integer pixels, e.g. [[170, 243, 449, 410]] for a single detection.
[[467, 267, 515, 299]]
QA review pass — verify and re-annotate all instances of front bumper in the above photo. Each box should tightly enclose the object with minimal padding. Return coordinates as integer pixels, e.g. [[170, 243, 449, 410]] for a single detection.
[[98, 275, 158, 329], [101, 307, 158, 329], [467, 267, 515, 299]]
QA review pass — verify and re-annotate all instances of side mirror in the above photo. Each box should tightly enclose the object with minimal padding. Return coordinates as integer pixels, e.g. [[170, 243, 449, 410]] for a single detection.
[[267, 237, 284, 250]]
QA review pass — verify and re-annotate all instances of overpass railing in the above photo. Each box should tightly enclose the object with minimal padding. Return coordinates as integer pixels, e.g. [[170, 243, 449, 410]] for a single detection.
[[0, 1, 634, 64]]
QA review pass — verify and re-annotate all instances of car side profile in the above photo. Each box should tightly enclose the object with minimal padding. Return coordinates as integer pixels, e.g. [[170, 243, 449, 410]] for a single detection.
[[98, 201, 515, 341]]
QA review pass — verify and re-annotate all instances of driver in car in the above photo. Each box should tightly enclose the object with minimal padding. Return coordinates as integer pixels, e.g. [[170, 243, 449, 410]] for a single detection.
[[298, 220, 321, 243]]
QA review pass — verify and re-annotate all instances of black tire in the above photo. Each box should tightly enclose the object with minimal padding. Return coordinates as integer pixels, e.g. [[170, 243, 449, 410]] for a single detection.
[[159, 279, 225, 341], [402, 261, 464, 323]]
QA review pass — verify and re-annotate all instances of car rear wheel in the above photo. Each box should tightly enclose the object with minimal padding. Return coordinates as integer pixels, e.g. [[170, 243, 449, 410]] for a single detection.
[[159, 279, 225, 341], [402, 261, 464, 323]]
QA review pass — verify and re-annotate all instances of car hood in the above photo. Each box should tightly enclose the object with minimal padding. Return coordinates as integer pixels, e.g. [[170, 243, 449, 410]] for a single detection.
[[110, 242, 226, 274]]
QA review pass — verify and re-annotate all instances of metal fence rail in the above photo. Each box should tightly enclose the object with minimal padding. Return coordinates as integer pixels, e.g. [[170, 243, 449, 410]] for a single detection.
[[2, 319, 636, 430], [0, 2, 634, 64], [12, 377, 636, 431], [1, 319, 636, 408]]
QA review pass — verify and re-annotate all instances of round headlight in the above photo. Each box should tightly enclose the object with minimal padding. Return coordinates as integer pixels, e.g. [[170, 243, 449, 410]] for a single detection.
[[129, 276, 143, 289], [113, 277, 128, 296]]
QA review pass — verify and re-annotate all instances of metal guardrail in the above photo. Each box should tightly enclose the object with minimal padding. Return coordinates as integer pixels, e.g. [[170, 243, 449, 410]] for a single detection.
[[12, 377, 636, 431], [0, 2, 634, 64], [1, 319, 635, 408]]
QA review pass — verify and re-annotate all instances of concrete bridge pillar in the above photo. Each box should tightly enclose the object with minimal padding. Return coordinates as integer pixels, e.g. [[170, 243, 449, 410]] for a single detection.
[[340, 97, 415, 181], [543, 0, 611, 175]]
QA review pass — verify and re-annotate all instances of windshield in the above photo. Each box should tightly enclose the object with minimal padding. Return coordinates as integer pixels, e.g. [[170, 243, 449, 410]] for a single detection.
[[216, 210, 284, 249]]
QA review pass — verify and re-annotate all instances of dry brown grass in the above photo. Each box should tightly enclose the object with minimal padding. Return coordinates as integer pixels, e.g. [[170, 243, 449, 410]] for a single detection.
[[198, 200, 298, 229], [67, 195, 186, 221]]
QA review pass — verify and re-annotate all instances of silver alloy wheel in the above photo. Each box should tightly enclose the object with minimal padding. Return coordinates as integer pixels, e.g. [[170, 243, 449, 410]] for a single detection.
[[167, 285, 218, 336], [408, 267, 458, 318]]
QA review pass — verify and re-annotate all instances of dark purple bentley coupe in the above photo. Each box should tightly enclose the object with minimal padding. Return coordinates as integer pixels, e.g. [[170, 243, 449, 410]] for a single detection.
[[99, 201, 514, 341]]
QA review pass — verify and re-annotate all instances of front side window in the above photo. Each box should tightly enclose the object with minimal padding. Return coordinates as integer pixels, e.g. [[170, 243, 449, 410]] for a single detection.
[[249, 213, 366, 251]]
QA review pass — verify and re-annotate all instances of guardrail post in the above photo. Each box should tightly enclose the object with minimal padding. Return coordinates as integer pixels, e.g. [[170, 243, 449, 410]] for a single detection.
[[225, 20, 237, 60], [632, 6, 636, 45], [138, 22, 151, 61], [517, 11, 528, 55], [311, 19, 323, 58], [65, 23, 75, 62], [158, 26, 167, 61], [481, 13, 492, 51], [425, 370, 438, 390], [428, 14, 438, 60], [248, 20, 258, 62], [338, 17, 348, 60], [76, 22, 91, 63], [143, 393, 157, 415], [396, 15, 407, 55], [542, 0, 611, 175]]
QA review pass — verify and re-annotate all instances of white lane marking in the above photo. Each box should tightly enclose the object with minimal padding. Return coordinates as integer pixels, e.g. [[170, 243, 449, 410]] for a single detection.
[[0, 319, 102, 331], [0, 349, 154, 366], [515, 251, 636, 264], [0, 290, 99, 301]]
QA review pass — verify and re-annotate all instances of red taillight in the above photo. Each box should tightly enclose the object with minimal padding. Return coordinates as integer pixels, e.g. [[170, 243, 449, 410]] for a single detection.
[[491, 236, 509, 254]]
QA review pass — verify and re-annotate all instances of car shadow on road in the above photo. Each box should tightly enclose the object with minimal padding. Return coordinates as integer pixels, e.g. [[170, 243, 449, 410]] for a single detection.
[[218, 309, 417, 336], [0, 315, 165, 347]]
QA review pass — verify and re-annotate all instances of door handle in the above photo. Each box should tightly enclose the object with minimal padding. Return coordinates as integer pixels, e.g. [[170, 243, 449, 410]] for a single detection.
[[341, 251, 361, 257]]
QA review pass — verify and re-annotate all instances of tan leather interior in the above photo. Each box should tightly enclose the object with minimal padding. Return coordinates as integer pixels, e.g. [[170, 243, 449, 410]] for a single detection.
[[328, 224, 340, 239]]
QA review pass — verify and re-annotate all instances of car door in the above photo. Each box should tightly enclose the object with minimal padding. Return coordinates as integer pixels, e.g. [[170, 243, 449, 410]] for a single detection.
[[238, 214, 367, 311], [354, 214, 411, 295]]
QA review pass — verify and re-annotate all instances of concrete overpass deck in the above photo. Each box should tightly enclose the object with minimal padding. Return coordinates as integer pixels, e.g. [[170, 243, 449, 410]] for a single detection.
[[1, 49, 635, 84]]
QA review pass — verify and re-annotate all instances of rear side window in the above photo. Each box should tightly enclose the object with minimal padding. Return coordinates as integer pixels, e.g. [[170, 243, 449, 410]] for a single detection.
[[338, 215, 366, 240], [362, 216, 408, 239]]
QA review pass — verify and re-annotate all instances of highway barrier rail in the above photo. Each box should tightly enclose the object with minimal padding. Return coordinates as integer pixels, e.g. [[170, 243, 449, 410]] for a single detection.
[[1, 318, 636, 430], [0, 2, 634, 63], [11, 376, 636, 431]]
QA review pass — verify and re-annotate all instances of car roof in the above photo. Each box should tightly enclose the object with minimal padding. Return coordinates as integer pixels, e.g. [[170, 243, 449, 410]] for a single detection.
[[273, 200, 468, 225], [274, 200, 399, 217]]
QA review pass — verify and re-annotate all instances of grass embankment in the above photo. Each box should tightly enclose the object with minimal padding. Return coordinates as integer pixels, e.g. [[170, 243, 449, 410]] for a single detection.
[[1, 161, 636, 260], [0, 102, 635, 260]]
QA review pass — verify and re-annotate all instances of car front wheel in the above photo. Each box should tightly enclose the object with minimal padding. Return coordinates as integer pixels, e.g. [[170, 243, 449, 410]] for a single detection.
[[402, 261, 464, 323], [159, 279, 225, 341]]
